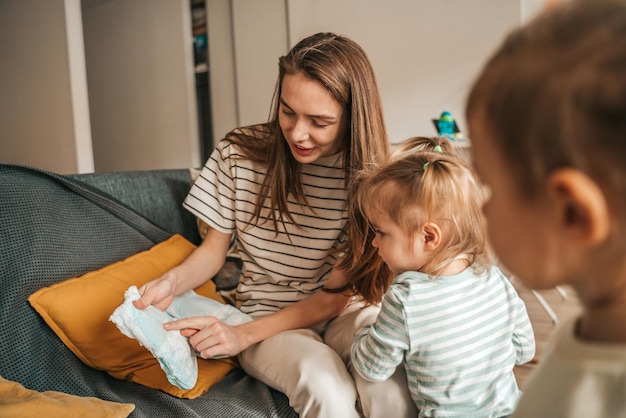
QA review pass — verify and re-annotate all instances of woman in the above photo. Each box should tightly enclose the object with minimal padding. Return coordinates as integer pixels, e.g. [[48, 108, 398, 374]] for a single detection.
[[135, 32, 412, 417]]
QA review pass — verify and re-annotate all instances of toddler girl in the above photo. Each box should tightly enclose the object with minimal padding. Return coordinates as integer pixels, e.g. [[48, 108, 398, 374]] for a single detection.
[[351, 137, 536, 417]]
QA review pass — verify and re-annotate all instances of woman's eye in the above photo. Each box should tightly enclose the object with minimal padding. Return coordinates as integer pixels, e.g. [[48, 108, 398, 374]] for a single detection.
[[312, 120, 329, 128], [279, 103, 295, 116]]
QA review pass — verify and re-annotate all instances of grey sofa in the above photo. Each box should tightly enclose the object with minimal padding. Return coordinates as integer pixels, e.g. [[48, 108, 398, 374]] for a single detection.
[[0, 163, 297, 417]]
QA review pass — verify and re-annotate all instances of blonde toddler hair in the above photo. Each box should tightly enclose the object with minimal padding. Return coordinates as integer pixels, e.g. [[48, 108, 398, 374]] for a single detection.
[[356, 137, 488, 276]]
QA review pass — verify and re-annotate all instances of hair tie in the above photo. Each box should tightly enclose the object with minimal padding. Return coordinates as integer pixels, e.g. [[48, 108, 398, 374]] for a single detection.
[[423, 162, 429, 170], [434, 145, 443, 153]]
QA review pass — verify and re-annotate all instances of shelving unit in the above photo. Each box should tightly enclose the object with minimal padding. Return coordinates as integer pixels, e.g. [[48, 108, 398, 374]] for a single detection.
[[191, 0, 213, 163]]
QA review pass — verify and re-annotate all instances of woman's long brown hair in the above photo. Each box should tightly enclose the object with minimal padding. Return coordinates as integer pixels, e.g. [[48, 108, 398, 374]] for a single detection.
[[225, 32, 391, 304]]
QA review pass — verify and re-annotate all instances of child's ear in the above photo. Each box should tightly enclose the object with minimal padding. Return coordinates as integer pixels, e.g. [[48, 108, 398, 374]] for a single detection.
[[546, 168, 610, 246], [421, 222, 442, 251]]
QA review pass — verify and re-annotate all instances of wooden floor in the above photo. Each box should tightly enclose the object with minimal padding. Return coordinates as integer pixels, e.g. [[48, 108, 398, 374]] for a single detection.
[[511, 280, 582, 389]]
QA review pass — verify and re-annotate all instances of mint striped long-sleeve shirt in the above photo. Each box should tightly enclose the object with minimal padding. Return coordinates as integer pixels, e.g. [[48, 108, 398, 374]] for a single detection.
[[351, 265, 535, 418]]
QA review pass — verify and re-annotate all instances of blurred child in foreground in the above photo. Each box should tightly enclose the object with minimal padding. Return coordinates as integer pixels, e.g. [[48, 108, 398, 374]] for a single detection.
[[466, 0, 626, 416]]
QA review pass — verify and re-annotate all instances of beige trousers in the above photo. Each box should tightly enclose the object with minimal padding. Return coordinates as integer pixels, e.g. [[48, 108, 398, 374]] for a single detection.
[[238, 303, 419, 418]]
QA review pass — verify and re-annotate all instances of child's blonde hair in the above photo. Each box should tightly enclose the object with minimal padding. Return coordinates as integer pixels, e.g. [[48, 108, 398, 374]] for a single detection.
[[357, 137, 488, 276]]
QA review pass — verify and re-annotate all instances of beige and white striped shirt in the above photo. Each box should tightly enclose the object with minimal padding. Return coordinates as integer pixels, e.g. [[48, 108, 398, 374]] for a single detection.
[[184, 139, 347, 318]]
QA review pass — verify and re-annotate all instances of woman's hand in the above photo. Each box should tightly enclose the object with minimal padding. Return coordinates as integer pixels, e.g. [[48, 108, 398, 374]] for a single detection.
[[132, 227, 233, 311], [133, 271, 178, 311], [160, 264, 353, 358], [164, 316, 249, 358]]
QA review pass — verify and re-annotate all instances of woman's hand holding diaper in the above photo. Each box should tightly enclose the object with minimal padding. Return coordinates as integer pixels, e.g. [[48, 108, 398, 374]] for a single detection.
[[134, 228, 233, 313], [133, 272, 177, 311]]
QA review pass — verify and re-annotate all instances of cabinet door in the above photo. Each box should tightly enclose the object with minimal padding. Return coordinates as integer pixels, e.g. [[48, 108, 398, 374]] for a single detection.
[[83, 0, 200, 171]]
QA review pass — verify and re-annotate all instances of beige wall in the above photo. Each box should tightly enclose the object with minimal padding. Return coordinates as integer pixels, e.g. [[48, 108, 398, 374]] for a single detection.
[[0, 0, 198, 174], [214, 0, 546, 144], [287, 0, 520, 142], [205, 0, 238, 143], [1, 0, 548, 174], [206, 0, 288, 141], [0, 0, 93, 174], [83, 0, 200, 172]]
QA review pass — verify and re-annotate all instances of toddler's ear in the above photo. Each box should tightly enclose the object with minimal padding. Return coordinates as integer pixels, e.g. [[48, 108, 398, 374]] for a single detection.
[[422, 222, 442, 251], [547, 169, 610, 246]]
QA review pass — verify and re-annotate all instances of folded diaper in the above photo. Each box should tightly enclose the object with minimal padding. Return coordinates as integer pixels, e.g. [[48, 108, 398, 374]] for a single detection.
[[166, 290, 252, 327], [109, 286, 198, 390], [109, 286, 253, 390]]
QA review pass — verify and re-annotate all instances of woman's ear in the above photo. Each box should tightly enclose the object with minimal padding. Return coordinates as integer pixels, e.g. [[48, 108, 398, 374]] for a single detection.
[[546, 168, 610, 246], [421, 222, 443, 251]]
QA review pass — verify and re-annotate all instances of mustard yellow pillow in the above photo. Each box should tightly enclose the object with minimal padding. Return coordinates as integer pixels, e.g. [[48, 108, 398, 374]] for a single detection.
[[0, 376, 135, 417], [28, 235, 237, 399]]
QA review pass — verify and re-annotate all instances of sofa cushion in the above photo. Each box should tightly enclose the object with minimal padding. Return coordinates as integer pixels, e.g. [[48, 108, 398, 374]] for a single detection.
[[28, 234, 237, 399], [0, 376, 135, 418], [69, 169, 202, 245]]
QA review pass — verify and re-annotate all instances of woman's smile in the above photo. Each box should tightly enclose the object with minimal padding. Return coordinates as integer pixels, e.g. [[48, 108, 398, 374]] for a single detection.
[[290, 142, 315, 156]]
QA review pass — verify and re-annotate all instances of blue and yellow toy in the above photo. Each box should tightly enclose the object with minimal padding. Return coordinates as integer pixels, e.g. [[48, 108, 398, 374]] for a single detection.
[[432, 111, 463, 141]]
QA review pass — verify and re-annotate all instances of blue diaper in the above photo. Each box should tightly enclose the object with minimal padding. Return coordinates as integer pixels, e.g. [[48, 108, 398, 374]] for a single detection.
[[109, 286, 252, 390]]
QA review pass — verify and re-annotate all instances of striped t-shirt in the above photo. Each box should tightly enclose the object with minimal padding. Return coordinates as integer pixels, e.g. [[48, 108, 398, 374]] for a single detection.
[[351, 265, 536, 418], [184, 139, 348, 318]]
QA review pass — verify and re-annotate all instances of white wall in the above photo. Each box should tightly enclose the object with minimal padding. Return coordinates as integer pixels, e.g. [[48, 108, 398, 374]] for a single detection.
[[1, 0, 549, 174], [206, 0, 238, 142], [288, 0, 521, 142], [82, 0, 200, 171], [522, 0, 550, 21], [232, 0, 288, 127], [215, 0, 549, 145], [0, 0, 198, 174], [207, 0, 288, 141], [0, 0, 93, 174]]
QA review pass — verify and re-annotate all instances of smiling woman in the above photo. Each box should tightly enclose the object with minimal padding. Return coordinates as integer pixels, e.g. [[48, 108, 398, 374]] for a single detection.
[[131, 32, 413, 418]]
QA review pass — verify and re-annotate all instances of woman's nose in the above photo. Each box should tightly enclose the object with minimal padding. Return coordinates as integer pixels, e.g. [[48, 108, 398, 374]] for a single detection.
[[292, 119, 309, 141]]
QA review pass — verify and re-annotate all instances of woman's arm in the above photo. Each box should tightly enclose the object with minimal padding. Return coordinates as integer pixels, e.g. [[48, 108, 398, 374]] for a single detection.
[[134, 227, 233, 311], [165, 263, 353, 358]]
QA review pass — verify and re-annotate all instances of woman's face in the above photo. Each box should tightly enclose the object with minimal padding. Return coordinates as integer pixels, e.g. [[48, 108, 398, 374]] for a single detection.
[[279, 72, 349, 164]]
